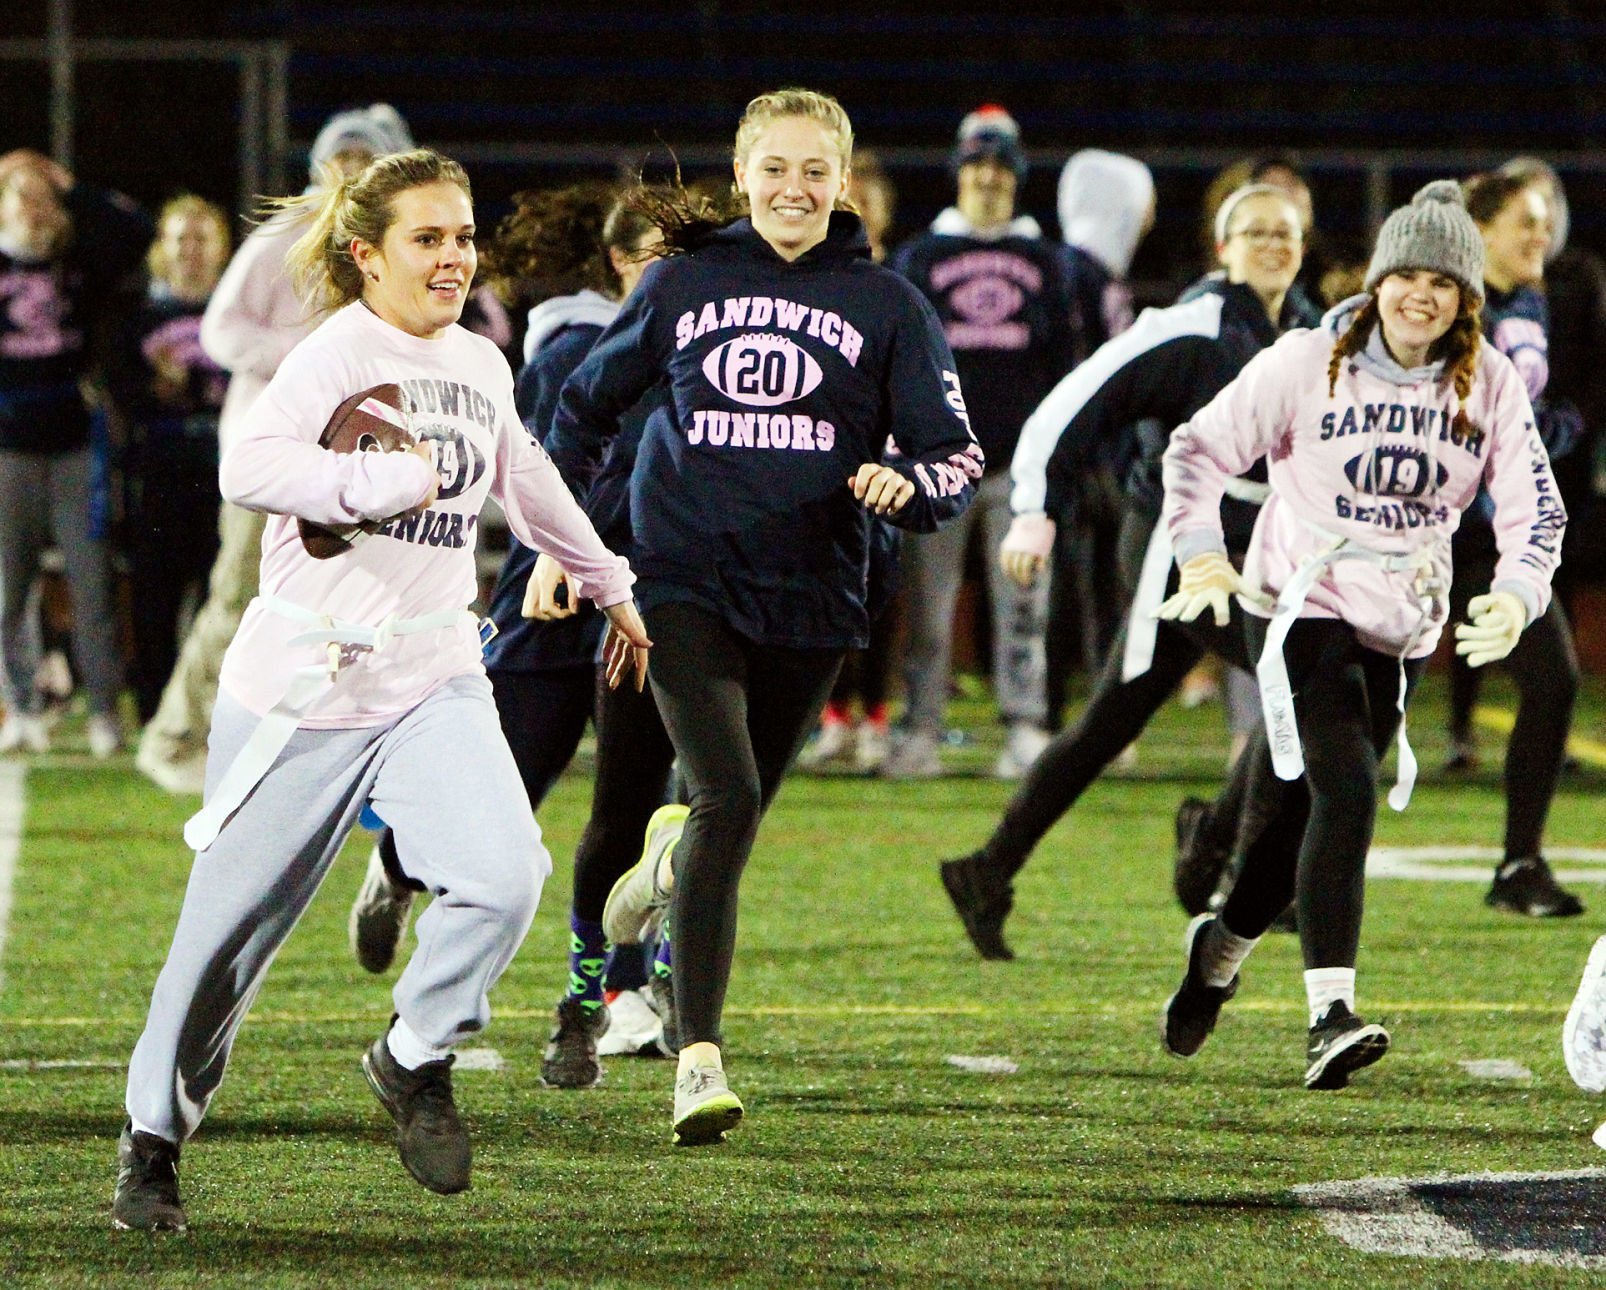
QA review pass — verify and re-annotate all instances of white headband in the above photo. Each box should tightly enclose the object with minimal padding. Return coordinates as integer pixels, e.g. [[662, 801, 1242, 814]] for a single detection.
[[1214, 183, 1302, 246]]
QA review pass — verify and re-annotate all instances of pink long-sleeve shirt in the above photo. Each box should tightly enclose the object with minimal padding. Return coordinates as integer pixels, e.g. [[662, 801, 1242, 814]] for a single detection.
[[217, 302, 635, 726], [1162, 319, 1564, 659]]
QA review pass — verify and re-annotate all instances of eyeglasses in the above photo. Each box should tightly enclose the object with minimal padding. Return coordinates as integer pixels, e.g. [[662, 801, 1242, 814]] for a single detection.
[[1229, 227, 1300, 247]]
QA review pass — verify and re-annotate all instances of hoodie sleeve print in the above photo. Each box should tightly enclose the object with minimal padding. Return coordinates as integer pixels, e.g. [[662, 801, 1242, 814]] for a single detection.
[[547, 271, 667, 500], [1480, 360, 1565, 625], [879, 285, 984, 534], [1161, 338, 1294, 564], [1011, 294, 1228, 517], [493, 380, 635, 609], [218, 341, 437, 524]]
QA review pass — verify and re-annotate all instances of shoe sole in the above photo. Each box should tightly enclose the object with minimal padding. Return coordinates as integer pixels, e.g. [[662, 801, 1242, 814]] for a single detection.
[[938, 861, 1014, 961], [361, 1050, 471, 1195], [603, 805, 688, 945], [673, 1094, 744, 1146], [1304, 1025, 1390, 1090], [1563, 935, 1606, 1092], [111, 1214, 187, 1233], [1486, 894, 1584, 918], [1161, 914, 1223, 1059]]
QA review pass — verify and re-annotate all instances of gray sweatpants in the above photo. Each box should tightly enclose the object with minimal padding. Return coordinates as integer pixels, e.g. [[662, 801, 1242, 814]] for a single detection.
[[125, 672, 547, 1144], [0, 447, 122, 715], [900, 470, 1050, 734]]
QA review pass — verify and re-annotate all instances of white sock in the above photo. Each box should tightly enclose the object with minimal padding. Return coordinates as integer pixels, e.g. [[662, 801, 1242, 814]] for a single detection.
[[387, 1016, 452, 1070], [1305, 968, 1356, 1026], [129, 1117, 173, 1144], [1200, 919, 1258, 988]]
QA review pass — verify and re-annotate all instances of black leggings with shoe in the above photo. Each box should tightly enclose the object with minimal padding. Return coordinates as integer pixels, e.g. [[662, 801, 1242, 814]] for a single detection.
[[645, 600, 842, 1047], [1218, 616, 1425, 967]]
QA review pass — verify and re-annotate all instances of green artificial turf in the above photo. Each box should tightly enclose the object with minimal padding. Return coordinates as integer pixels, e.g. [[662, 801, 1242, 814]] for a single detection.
[[0, 674, 1603, 1286]]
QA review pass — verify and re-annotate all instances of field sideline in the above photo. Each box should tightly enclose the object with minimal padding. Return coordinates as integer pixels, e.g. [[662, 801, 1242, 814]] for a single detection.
[[1, 675, 1604, 1287]]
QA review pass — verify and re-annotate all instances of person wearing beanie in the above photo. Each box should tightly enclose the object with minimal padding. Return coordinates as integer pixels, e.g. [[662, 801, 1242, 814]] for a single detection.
[[135, 107, 416, 794], [887, 105, 1077, 780], [1151, 179, 1564, 1090]]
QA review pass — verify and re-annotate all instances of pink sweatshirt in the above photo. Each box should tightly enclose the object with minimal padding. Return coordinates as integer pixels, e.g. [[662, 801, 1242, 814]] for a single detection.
[[1163, 308, 1564, 658], [217, 302, 635, 726]]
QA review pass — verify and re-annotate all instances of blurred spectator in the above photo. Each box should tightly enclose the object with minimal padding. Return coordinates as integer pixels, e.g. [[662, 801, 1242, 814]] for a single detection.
[[0, 149, 151, 757], [107, 196, 231, 723], [887, 105, 1077, 779]]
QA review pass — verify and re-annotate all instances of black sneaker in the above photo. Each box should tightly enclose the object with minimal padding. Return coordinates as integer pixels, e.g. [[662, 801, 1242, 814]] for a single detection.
[[540, 995, 609, 1089], [362, 1031, 471, 1194], [1162, 913, 1239, 1058], [939, 853, 1015, 961], [1305, 1000, 1390, 1089], [1486, 856, 1585, 918], [650, 970, 680, 1057], [1267, 902, 1298, 934], [111, 1121, 187, 1231], [1172, 796, 1231, 916]]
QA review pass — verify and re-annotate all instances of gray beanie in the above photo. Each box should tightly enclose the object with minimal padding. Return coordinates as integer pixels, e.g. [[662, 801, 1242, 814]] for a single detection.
[[1363, 179, 1485, 301], [308, 104, 414, 181]]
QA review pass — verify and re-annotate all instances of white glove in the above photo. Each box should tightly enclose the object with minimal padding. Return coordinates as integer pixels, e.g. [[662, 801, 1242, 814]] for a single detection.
[[999, 512, 1056, 589], [1454, 590, 1525, 668], [522, 553, 578, 620], [1155, 552, 1269, 626]]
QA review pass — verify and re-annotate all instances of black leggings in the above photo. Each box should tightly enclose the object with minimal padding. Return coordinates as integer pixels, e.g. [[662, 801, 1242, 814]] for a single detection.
[[979, 505, 1257, 880], [1220, 617, 1425, 968], [646, 601, 842, 1047], [1447, 533, 1578, 859]]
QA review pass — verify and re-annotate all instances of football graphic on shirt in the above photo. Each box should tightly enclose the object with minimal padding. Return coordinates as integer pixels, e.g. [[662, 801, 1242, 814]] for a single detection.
[[299, 383, 420, 558], [702, 333, 823, 408]]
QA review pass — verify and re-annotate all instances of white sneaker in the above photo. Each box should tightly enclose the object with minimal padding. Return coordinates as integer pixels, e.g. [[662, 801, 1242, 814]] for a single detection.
[[1564, 933, 1606, 1093], [881, 729, 942, 779], [134, 742, 207, 795], [87, 714, 123, 760], [0, 713, 50, 754], [603, 804, 689, 945], [854, 722, 891, 773], [994, 724, 1050, 780], [348, 844, 416, 974], [672, 1064, 744, 1145], [597, 988, 665, 1057], [799, 721, 852, 769]]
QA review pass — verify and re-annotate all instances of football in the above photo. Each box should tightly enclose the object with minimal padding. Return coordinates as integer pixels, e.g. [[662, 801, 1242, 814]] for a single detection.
[[298, 383, 419, 559]]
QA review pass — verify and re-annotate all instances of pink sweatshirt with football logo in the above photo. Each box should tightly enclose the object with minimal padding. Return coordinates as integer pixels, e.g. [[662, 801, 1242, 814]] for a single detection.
[[217, 302, 635, 726], [1162, 299, 1564, 658]]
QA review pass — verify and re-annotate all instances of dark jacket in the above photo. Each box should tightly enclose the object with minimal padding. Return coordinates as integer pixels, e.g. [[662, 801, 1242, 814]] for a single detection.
[[549, 213, 981, 651]]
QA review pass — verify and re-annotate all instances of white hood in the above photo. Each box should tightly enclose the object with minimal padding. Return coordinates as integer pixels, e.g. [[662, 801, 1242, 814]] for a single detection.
[[523, 289, 620, 365], [1057, 150, 1154, 279]]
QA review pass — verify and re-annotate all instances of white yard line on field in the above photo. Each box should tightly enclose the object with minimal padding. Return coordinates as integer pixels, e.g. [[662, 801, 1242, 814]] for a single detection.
[[0, 762, 24, 995]]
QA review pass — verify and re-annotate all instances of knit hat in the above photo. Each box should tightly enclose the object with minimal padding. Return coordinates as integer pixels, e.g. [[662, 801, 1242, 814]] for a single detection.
[[950, 105, 1027, 181], [1363, 180, 1485, 301], [309, 104, 415, 181]]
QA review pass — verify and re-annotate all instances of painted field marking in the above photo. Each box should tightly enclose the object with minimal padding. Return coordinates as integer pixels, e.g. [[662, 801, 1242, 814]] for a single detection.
[[0, 762, 25, 996], [1296, 1168, 1606, 1269], [1368, 845, 1606, 884], [1476, 704, 1606, 767]]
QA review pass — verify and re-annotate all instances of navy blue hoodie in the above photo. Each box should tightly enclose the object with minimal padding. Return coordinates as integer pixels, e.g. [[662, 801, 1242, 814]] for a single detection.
[[549, 212, 981, 650]]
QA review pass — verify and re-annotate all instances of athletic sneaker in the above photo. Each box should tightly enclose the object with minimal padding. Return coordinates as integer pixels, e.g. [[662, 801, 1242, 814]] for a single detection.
[[938, 852, 1015, 961], [541, 995, 610, 1087], [1172, 796, 1231, 917], [597, 988, 664, 1057], [1563, 934, 1606, 1093], [1162, 913, 1239, 1058], [349, 845, 416, 974], [672, 1065, 744, 1145], [87, 714, 123, 760], [650, 970, 680, 1056], [799, 720, 852, 769], [1304, 1000, 1389, 1090], [602, 804, 688, 946], [854, 722, 891, 774], [881, 728, 943, 780], [0, 713, 49, 755], [111, 1121, 186, 1231], [361, 1032, 471, 1194], [994, 723, 1051, 780], [1486, 856, 1585, 918], [134, 742, 207, 795]]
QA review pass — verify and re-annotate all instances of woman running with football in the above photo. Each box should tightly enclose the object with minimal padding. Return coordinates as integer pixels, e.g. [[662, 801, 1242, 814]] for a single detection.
[[112, 148, 649, 1230], [547, 87, 981, 1145]]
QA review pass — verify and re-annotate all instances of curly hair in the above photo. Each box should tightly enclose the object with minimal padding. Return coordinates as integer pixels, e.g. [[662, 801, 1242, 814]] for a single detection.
[[481, 182, 646, 310], [1327, 293, 1484, 446]]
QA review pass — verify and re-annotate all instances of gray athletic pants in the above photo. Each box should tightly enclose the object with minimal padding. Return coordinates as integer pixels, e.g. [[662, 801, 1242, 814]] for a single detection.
[[125, 672, 546, 1144], [0, 447, 122, 715], [900, 470, 1049, 734]]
